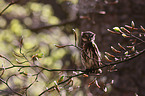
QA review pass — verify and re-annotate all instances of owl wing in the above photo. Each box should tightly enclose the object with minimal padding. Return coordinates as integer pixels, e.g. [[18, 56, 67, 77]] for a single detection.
[[81, 42, 100, 69], [92, 41, 102, 67], [81, 42, 92, 69]]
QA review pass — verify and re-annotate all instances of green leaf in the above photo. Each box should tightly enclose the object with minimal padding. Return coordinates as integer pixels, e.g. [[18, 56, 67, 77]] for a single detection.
[[57, 76, 64, 83], [113, 27, 120, 32], [37, 53, 44, 58]]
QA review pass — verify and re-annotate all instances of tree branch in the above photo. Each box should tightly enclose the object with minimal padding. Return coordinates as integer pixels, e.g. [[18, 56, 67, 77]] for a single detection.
[[30, 19, 76, 33], [39, 72, 84, 96], [0, 78, 22, 96]]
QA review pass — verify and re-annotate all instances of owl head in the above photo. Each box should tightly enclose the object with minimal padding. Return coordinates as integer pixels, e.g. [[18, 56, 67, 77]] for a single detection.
[[81, 31, 96, 42]]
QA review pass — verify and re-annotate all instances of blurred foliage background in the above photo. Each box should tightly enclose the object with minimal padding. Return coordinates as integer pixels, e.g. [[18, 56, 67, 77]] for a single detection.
[[0, 0, 82, 95]]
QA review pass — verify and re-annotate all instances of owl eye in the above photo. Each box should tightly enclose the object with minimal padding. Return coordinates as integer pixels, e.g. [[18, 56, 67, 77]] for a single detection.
[[84, 34, 89, 37], [90, 34, 93, 37]]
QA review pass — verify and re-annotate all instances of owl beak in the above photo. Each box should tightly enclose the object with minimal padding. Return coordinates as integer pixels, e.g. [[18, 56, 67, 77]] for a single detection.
[[82, 38, 87, 41]]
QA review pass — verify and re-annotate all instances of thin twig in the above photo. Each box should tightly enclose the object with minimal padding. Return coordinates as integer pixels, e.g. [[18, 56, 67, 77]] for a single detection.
[[131, 34, 145, 43], [0, 1, 16, 16], [101, 48, 145, 68], [0, 55, 14, 66], [3, 65, 83, 72], [39, 72, 84, 96], [0, 78, 22, 96]]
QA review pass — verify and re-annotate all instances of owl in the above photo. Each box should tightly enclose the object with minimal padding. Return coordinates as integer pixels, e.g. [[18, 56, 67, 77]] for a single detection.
[[81, 31, 102, 70]]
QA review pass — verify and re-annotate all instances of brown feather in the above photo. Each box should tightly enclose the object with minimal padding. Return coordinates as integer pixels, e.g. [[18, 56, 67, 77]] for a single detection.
[[81, 31, 102, 69]]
